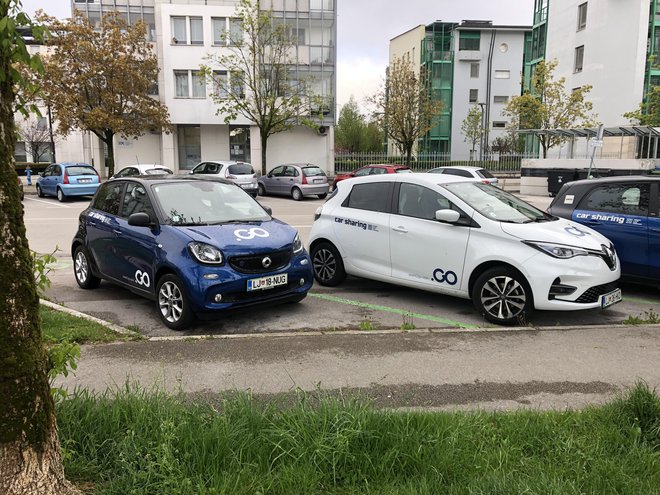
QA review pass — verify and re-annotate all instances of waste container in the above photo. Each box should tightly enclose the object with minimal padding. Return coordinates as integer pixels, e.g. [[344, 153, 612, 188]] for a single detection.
[[547, 169, 577, 196]]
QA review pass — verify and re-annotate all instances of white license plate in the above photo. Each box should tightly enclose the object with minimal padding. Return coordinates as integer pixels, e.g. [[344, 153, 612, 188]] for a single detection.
[[247, 273, 288, 291], [599, 288, 622, 308], [313, 179, 323, 183], [78, 178, 92, 183], [240, 184, 255, 189]]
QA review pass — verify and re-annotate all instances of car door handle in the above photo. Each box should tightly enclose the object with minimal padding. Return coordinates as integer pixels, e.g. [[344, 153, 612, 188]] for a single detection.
[[392, 226, 408, 233], [88, 221, 96, 226], [651, 228, 660, 233], [113, 229, 123, 235]]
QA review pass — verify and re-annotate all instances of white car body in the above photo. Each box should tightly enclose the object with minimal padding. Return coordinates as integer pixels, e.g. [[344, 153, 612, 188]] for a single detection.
[[191, 160, 259, 197], [112, 164, 173, 178], [308, 173, 621, 325], [428, 165, 498, 186]]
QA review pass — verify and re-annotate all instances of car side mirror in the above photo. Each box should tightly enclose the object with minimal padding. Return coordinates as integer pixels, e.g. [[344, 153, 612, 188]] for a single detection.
[[128, 212, 153, 227], [262, 205, 272, 215], [435, 209, 461, 224]]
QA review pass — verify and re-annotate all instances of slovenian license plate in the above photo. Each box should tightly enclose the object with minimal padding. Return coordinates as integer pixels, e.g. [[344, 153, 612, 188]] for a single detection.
[[78, 178, 92, 183], [599, 288, 622, 308], [313, 179, 323, 183], [247, 273, 287, 291]]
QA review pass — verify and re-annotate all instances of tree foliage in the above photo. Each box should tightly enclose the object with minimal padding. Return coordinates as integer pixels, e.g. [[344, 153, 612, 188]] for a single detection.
[[200, 0, 321, 175], [37, 11, 171, 177], [461, 104, 485, 159], [370, 57, 443, 166], [503, 60, 596, 158], [624, 85, 660, 126], [335, 96, 383, 152], [0, 1, 80, 493]]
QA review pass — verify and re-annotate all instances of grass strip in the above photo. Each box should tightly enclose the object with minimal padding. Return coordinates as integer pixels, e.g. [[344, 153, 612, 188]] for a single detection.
[[41, 305, 129, 344], [57, 382, 660, 494]]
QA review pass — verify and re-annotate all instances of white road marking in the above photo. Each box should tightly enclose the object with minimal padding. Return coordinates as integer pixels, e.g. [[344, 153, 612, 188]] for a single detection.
[[25, 197, 71, 208]]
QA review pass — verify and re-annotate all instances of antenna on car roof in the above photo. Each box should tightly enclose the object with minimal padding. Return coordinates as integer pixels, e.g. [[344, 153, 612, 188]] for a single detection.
[[136, 155, 140, 165]]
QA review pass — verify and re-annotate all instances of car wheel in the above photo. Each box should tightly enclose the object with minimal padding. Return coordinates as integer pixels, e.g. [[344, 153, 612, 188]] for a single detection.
[[311, 242, 346, 286], [56, 188, 66, 202], [156, 274, 194, 330], [258, 184, 266, 196], [36, 184, 44, 197], [291, 187, 303, 201], [472, 267, 533, 325], [73, 246, 101, 289], [318, 193, 328, 199]]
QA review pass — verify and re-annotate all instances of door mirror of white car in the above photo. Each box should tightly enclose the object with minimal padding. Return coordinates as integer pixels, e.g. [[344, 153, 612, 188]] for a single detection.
[[435, 209, 461, 223]]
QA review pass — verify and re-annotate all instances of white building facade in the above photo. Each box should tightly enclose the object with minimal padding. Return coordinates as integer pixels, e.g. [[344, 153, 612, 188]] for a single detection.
[[60, 0, 336, 175]]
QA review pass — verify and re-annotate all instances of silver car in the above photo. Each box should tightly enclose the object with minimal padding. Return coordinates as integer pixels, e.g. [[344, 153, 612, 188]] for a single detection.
[[258, 163, 329, 201], [191, 160, 259, 197]]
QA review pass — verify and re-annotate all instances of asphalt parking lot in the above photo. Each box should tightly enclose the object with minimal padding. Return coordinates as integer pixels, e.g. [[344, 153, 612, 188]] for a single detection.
[[21, 184, 660, 338]]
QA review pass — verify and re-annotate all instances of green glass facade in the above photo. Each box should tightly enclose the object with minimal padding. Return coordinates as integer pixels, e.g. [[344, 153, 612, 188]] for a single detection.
[[645, 0, 660, 97]]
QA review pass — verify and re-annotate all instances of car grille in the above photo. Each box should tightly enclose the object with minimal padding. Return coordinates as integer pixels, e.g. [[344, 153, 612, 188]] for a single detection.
[[228, 250, 291, 274], [575, 282, 618, 304], [220, 281, 297, 302]]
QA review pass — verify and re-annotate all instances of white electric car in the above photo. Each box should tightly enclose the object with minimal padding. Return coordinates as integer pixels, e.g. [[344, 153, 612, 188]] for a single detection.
[[308, 173, 621, 325]]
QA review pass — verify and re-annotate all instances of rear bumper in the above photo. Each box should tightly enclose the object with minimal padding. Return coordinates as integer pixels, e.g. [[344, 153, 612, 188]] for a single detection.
[[61, 184, 100, 196], [301, 184, 329, 196]]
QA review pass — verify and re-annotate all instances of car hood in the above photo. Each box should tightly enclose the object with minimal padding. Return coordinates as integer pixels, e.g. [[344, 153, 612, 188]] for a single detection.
[[175, 219, 297, 253], [499, 217, 613, 250]]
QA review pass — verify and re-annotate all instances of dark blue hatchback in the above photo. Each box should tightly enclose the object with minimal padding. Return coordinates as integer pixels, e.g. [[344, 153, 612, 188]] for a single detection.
[[71, 176, 313, 329]]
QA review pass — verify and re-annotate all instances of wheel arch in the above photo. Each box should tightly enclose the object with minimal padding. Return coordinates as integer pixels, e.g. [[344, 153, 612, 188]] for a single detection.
[[467, 261, 533, 304]]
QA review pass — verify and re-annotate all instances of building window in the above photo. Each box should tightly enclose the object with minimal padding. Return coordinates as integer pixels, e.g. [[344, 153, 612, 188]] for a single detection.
[[494, 70, 510, 79], [175, 70, 206, 98], [171, 16, 203, 45], [213, 70, 228, 98], [212, 17, 227, 44], [229, 18, 243, 45], [459, 31, 480, 51], [231, 71, 245, 98], [577, 2, 588, 31], [470, 63, 479, 78], [469, 89, 478, 103], [492, 121, 507, 128], [493, 95, 509, 104], [574, 45, 584, 72]]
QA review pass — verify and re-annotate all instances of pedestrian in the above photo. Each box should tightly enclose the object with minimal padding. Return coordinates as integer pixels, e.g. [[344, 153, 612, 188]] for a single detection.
[[25, 164, 32, 186]]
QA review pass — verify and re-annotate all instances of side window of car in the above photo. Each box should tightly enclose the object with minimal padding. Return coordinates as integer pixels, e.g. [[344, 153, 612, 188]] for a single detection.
[[581, 184, 650, 216], [207, 163, 221, 174], [444, 168, 472, 178], [271, 166, 284, 177], [372, 167, 387, 175], [53, 166, 62, 176], [343, 182, 393, 213], [92, 182, 124, 216], [354, 167, 371, 177], [192, 163, 206, 174], [121, 183, 154, 218], [397, 183, 452, 220], [42, 166, 53, 177]]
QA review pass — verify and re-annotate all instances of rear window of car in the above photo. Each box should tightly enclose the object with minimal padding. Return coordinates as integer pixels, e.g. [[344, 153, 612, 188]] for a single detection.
[[66, 166, 97, 176], [443, 168, 472, 178], [476, 169, 495, 179], [145, 168, 173, 175], [395, 168, 412, 173], [302, 166, 326, 177], [228, 164, 254, 175]]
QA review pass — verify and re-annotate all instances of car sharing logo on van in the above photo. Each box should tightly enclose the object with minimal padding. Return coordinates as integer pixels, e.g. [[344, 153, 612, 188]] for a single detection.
[[576, 212, 643, 226], [89, 211, 111, 224], [334, 217, 378, 232]]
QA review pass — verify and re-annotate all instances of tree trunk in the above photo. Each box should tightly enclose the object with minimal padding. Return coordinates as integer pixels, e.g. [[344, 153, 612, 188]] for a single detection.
[[0, 16, 80, 495], [103, 131, 115, 178], [260, 131, 268, 176], [404, 144, 413, 167]]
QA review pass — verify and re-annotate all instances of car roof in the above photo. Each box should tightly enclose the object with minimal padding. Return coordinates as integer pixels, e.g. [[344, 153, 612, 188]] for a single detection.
[[338, 172, 477, 188], [56, 162, 93, 167], [109, 175, 234, 186], [567, 175, 660, 186], [430, 166, 485, 171]]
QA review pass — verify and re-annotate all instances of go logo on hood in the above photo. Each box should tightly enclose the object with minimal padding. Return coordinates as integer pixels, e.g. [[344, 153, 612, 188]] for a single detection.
[[234, 227, 270, 241]]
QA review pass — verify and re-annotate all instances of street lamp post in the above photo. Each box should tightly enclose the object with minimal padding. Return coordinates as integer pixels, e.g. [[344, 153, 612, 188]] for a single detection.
[[47, 103, 56, 163], [477, 102, 486, 167]]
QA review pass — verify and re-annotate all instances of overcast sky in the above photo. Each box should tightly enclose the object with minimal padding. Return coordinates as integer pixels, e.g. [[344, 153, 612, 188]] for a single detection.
[[21, 0, 534, 113]]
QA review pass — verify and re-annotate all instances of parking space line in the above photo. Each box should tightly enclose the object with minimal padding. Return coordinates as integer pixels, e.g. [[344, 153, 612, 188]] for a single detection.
[[25, 197, 71, 208], [623, 295, 660, 306], [309, 293, 478, 329]]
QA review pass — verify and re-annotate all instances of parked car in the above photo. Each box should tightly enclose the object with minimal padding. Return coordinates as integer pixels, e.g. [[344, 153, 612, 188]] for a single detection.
[[428, 166, 498, 186], [309, 173, 621, 325], [548, 175, 660, 284], [71, 176, 313, 329], [36, 162, 101, 202], [111, 164, 173, 178], [258, 163, 329, 200], [191, 160, 258, 197], [18, 176, 24, 201], [333, 164, 411, 189]]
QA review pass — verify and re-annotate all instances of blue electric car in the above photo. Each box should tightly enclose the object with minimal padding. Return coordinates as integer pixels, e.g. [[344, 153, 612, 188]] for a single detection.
[[71, 176, 313, 329]]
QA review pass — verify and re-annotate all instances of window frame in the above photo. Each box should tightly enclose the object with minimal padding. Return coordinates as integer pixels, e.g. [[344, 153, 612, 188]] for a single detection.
[[577, 2, 588, 31], [469, 89, 478, 103], [574, 45, 584, 73]]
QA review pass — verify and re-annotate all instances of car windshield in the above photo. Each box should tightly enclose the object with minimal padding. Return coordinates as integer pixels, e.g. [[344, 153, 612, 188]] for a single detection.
[[145, 168, 173, 175], [152, 181, 270, 226], [476, 169, 495, 179], [396, 169, 413, 173], [444, 182, 551, 223], [66, 166, 97, 176], [227, 163, 254, 175], [302, 166, 325, 177]]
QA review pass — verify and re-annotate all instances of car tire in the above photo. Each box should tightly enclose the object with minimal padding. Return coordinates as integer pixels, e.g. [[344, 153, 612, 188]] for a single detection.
[[291, 187, 303, 201], [56, 188, 66, 202], [36, 184, 44, 197], [258, 184, 266, 196], [472, 266, 533, 325], [73, 246, 101, 290], [311, 242, 346, 286], [318, 193, 328, 199], [156, 273, 194, 330]]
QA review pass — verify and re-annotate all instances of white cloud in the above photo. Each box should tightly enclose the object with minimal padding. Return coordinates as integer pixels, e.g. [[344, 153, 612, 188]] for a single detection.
[[337, 56, 384, 116]]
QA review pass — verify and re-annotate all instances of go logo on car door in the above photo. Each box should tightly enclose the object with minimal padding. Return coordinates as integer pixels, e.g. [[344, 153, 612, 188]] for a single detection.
[[432, 268, 458, 286]]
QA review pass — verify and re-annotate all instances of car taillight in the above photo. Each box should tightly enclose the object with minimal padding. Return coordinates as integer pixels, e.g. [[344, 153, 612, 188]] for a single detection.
[[63, 173, 69, 184], [301, 175, 308, 185], [482, 179, 490, 184]]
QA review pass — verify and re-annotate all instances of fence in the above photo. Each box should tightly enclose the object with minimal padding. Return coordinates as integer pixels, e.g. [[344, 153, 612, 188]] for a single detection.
[[334, 152, 524, 174]]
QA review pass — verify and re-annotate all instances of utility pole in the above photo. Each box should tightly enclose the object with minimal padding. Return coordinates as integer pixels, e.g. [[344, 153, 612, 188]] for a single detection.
[[478, 102, 486, 167], [47, 103, 56, 163]]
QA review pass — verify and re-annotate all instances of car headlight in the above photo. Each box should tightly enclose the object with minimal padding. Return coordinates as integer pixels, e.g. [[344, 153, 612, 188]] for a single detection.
[[523, 241, 589, 259], [292, 232, 303, 254], [189, 242, 224, 264]]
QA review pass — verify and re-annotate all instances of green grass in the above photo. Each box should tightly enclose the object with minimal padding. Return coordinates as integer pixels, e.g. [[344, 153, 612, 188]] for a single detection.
[[41, 306, 129, 344], [56, 382, 660, 494]]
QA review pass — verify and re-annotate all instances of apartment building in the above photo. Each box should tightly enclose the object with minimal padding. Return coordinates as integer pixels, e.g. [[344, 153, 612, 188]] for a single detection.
[[390, 20, 530, 160], [64, 0, 336, 174]]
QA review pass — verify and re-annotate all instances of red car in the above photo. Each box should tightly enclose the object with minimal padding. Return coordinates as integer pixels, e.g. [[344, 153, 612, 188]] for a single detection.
[[333, 164, 412, 188]]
